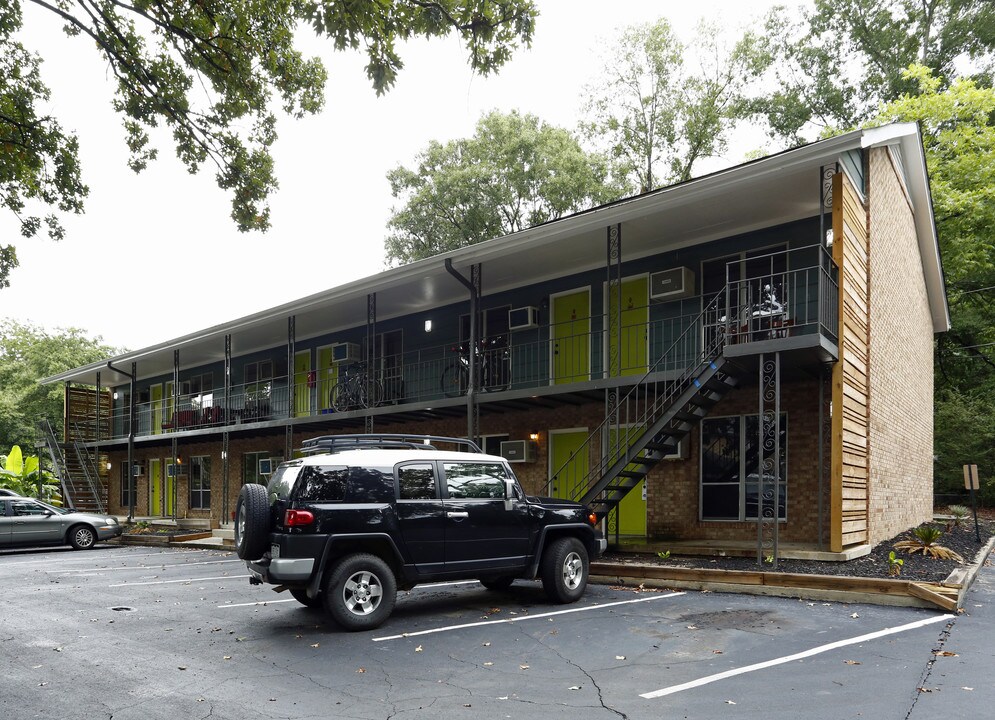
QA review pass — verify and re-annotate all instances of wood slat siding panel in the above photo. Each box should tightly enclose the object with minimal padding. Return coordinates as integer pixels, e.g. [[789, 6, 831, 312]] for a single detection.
[[831, 172, 870, 552], [64, 386, 112, 442]]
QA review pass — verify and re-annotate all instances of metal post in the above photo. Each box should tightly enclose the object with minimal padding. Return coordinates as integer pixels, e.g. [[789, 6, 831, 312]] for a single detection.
[[366, 293, 376, 434], [758, 352, 781, 567], [288, 316, 295, 420], [445, 260, 480, 443], [223, 335, 232, 523]]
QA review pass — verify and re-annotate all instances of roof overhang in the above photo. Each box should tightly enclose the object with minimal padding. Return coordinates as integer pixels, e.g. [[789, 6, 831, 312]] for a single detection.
[[45, 123, 947, 387]]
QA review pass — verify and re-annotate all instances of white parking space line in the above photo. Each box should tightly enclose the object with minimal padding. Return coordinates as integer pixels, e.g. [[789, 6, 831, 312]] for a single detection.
[[640, 613, 955, 699], [48, 559, 242, 574], [109, 574, 250, 587], [373, 591, 686, 642], [0, 549, 209, 566], [219, 599, 298, 609]]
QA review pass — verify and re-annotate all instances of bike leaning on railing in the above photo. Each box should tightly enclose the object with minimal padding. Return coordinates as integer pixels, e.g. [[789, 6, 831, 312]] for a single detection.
[[330, 363, 383, 411], [440, 338, 511, 398]]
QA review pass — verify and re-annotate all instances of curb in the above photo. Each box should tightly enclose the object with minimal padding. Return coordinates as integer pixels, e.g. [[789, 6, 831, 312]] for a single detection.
[[590, 538, 995, 612]]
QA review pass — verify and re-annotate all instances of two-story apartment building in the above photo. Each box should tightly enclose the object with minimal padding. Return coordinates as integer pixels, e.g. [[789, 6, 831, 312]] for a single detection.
[[43, 122, 948, 558]]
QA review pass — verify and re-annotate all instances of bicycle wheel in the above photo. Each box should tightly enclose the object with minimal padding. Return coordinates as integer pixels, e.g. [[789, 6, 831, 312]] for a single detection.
[[331, 381, 351, 412], [364, 378, 384, 407], [440, 363, 468, 398]]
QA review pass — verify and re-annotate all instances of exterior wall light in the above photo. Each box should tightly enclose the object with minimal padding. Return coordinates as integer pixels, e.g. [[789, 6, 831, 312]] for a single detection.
[[424, 319, 433, 333]]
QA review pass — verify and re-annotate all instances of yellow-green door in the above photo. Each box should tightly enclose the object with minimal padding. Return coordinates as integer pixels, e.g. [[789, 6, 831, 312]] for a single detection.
[[165, 463, 175, 517], [317, 347, 339, 412], [150, 459, 162, 515], [151, 385, 163, 435], [609, 426, 647, 536], [294, 350, 311, 417], [550, 430, 589, 501], [552, 290, 590, 384], [609, 277, 649, 377]]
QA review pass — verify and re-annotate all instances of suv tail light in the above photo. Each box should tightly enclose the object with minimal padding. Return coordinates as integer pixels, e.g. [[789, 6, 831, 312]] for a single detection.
[[284, 509, 315, 527]]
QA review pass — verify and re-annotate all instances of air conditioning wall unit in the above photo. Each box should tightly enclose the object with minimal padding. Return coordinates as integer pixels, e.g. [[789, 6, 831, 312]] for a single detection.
[[662, 438, 689, 460], [500, 439, 536, 463], [258, 458, 276, 476], [331, 342, 362, 364], [508, 306, 539, 331], [650, 267, 695, 301], [132, 463, 143, 477]]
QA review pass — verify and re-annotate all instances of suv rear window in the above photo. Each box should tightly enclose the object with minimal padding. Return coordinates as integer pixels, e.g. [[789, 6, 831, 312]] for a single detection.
[[266, 463, 303, 500], [294, 465, 349, 503]]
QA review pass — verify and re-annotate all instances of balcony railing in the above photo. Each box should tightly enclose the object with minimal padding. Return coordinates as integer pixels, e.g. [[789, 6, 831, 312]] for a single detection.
[[102, 245, 838, 441]]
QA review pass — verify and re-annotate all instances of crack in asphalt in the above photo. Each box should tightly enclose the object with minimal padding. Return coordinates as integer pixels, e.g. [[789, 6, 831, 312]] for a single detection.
[[904, 618, 956, 720]]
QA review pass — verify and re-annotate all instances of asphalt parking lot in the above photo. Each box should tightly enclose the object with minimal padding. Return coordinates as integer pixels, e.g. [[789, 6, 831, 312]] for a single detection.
[[1, 544, 989, 720]]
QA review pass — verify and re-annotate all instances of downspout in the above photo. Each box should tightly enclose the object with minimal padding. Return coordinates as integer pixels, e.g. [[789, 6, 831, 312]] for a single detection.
[[107, 361, 136, 521], [445, 259, 478, 442]]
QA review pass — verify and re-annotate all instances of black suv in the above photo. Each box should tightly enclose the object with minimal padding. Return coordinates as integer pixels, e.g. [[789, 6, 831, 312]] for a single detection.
[[235, 434, 607, 630]]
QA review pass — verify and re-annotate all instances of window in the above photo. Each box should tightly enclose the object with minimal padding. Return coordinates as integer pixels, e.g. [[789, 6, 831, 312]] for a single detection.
[[184, 373, 214, 411], [189, 456, 211, 509], [479, 434, 509, 456], [296, 466, 348, 502], [398, 463, 437, 500], [444, 462, 507, 499], [11, 499, 50, 516], [701, 414, 786, 521]]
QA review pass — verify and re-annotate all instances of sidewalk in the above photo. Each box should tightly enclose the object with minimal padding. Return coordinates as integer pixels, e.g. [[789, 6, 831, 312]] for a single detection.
[[909, 561, 995, 716]]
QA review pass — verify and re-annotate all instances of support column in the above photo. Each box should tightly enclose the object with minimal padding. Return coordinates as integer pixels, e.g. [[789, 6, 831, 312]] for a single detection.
[[223, 335, 232, 523], [287, 316, 295, 420], [366, 293, 376, 434], [469, 265, 481, 443], [605, 223, 622, 543], [757, 352, 781, 567]]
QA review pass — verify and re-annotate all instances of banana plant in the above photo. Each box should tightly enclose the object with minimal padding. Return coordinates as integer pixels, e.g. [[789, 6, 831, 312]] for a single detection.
[[1, 445, 63, 505]]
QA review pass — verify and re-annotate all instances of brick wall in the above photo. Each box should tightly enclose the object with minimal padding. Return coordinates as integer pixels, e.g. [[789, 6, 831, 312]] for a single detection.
[[866, 146, 935, 542]]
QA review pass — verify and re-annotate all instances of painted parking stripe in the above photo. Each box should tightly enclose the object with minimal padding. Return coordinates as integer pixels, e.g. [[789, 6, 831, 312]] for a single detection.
[[219, 599, 299, 608], [109, 574, 250, 587], [640, 613, 955, 699], [0, 549, 209, 566], [48, 559, 242, 574], [373, 591, 686, 642]]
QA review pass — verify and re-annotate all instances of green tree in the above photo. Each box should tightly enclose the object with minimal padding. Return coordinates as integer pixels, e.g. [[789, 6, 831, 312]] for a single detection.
[[1, 0, 538, 288], [755, 0, 995, 143], [0, 444, 61, 503], [581, 18, 769, 192], [0, 321, 120, 451], [868, 66, 995, 498], [385, 109, 619, 264]]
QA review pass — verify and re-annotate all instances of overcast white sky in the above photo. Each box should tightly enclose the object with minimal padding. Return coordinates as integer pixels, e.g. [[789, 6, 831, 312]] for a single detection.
[[2, 1, 806, 350]]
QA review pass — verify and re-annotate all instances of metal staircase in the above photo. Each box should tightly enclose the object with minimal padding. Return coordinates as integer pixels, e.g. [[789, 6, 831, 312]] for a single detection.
[[40, 419, 107, 513], [546, 289, 741, 524]]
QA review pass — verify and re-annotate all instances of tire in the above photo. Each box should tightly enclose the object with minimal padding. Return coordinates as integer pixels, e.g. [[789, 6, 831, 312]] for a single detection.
[[330, 381, 350, 412], [441, 363, 467, 398], [323, 553, 397, 631], [68, 524, 96, 550], [234, 483, 270, 560], [479, 576, 516, 592], [540, 537, 589, 604], [290, 587, 323, 609]]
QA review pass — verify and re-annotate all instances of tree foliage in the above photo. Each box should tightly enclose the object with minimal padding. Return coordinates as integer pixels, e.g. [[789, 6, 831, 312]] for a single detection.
[[1, 0, 538, 288], [0, 321, 120, 452], [581, 18, 769, 192], [384, 109, 620, 264], [869, 66, 995, 498], [755, 0, 995, 142]]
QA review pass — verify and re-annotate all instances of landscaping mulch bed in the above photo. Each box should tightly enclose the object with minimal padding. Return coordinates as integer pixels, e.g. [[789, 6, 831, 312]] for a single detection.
[[602, 513, 995, 585]]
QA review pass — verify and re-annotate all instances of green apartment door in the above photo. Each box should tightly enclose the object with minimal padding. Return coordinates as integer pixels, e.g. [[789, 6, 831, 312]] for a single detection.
[[608, 427, 647, 536], [551, 290, 590, 384], [549, 430, 589, 501], [149, 459, 162, 516], [609, 277, 649, 377], [294, 351, 311, 417]]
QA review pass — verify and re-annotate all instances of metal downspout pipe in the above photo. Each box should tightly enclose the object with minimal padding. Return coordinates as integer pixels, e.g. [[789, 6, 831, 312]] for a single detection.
[[107, 361, 136, 521], [444, 259, 479, 442]]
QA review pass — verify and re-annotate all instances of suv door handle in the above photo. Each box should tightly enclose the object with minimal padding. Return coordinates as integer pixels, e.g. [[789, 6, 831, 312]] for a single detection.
[[446, 511, 469, 519]]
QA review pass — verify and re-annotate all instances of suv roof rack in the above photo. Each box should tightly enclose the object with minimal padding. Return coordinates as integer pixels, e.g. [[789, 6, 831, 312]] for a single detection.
[[301, 434, 483, 455]]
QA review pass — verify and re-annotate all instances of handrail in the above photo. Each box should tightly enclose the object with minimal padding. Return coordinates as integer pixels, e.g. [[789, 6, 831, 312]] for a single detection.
[[70, 421, 106, 514], [40, 419, 72, 507], [542, 287, 728, 501]]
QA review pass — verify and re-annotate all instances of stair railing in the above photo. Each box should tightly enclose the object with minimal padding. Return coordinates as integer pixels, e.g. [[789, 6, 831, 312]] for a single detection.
[[544, 287, 730, 504], [40, 419, 73, 507], [69, 421, 106, 514]]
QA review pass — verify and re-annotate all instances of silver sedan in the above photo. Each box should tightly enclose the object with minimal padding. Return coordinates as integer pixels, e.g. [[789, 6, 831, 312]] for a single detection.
[[0, 497, 122, 550]]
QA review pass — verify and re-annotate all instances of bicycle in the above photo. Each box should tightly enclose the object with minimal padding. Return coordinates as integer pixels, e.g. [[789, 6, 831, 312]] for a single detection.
[[330, 363, 384, 411], [440, 338, 511, 398]]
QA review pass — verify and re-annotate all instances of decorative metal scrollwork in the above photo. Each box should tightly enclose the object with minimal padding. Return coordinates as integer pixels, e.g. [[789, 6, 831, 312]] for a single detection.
[[757, 354, 780, 568]]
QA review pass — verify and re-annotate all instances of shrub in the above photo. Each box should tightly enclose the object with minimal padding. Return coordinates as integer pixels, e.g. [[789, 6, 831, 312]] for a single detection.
[[894, 524, 964, 562]]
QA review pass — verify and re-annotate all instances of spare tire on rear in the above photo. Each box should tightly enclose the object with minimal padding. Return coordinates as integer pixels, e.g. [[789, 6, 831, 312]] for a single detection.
[[235, 483, 270, 560]]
